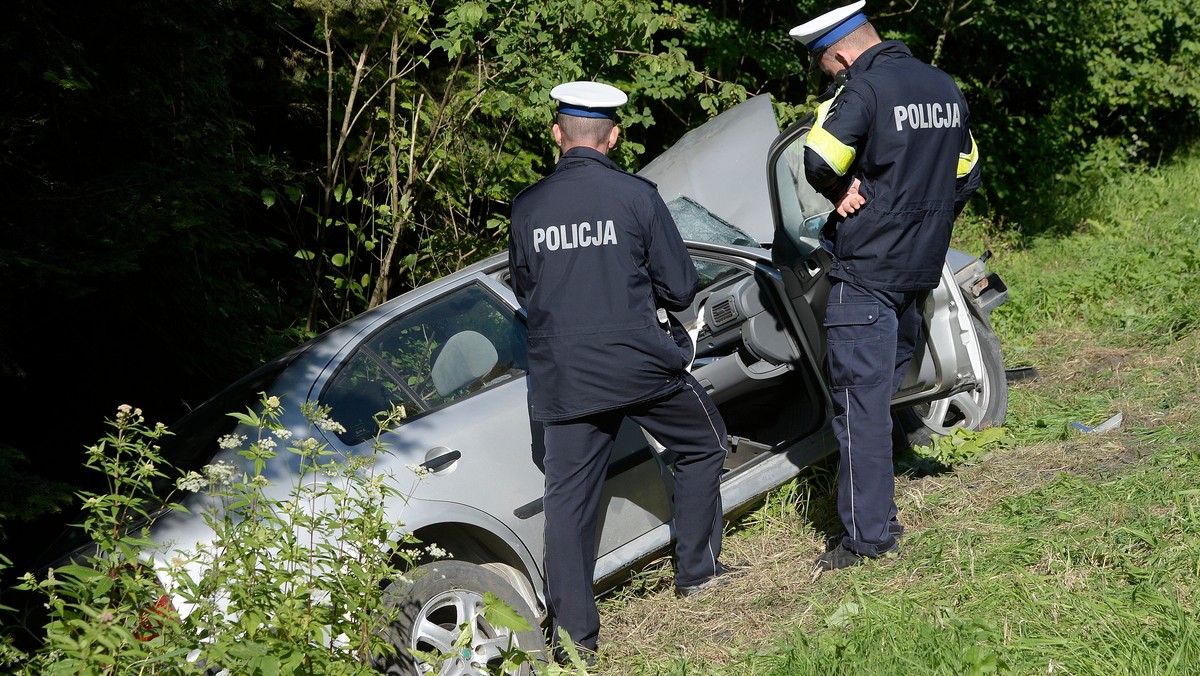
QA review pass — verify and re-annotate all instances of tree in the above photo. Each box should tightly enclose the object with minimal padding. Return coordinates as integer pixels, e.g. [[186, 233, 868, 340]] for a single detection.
[[276, 0, 760, 330]]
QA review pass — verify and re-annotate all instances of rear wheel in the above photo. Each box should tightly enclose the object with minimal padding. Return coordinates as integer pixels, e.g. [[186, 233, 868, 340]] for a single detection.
[[895, 313, 1007, 448], [375, 560, 546, 675]]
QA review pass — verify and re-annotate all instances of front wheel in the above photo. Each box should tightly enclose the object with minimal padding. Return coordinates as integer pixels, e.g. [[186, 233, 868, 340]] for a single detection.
[[895, 312, 1008, 448], [374, 560, 547, 675]]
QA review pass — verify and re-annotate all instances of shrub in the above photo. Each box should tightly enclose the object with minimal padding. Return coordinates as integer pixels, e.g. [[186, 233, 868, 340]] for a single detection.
[[11, 399, 414, 673]]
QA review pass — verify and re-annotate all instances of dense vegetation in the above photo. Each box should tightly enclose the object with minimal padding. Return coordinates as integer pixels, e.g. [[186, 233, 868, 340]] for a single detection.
[[2, 0, 1198, 599]]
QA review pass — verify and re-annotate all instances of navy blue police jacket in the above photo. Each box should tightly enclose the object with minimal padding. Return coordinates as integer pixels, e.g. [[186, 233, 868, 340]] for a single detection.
[[508, 146, 699, 423], [804, 40, 982, 291]]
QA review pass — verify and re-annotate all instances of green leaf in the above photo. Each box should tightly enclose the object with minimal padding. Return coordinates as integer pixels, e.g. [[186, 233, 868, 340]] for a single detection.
[[482, 591, 532, 632], [825, 601, 860, 628]]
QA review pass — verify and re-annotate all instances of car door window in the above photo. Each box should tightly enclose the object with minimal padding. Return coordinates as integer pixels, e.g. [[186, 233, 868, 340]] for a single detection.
[[321, 284, 528, 445], [773, 130, 834, 256], [692, 256, 745, 292]]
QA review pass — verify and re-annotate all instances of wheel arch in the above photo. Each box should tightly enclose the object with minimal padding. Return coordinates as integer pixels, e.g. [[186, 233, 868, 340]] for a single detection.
[[402, 508, 545, 620]]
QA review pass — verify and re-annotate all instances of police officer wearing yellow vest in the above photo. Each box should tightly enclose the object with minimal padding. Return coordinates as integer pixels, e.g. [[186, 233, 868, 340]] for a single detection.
[[789, 2, 982, 570], [508, 81, 735, 660]]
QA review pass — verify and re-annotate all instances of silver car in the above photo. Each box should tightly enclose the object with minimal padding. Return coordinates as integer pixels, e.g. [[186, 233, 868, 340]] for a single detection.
[[122, 94, 1010, 673]]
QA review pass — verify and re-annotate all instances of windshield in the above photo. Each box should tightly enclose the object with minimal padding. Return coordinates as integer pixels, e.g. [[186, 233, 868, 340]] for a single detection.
[[667, 195, 759, 247]]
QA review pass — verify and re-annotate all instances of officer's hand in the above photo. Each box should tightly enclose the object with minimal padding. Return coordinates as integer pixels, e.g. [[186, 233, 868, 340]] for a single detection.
[[835, 179, 865, 218]]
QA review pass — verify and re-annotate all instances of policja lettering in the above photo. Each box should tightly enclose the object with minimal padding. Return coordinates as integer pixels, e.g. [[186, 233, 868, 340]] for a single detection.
[[532, 220, 618, 252], [893, 101, 961, 131]]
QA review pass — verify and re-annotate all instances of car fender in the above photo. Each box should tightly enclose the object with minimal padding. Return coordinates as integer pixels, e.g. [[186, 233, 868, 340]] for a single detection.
[[396, 496, 546, 614]]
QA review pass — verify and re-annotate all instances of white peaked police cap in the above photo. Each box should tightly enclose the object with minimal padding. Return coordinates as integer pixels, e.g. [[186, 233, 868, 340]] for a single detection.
[[789, 1, 869, 52], [550, 81, 628, 120]]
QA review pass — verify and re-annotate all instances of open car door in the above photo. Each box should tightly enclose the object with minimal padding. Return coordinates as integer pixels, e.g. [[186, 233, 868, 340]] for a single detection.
[[641, 94, 1007, 443], [767, 116, 1008, 439]]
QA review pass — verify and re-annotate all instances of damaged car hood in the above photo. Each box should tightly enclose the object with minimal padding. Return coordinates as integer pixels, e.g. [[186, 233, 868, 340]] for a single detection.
[[638, 94, 780, 246]]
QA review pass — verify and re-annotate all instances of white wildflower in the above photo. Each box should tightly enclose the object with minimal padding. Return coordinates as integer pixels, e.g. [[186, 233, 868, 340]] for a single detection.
[[177, 471, 207, 492], [406, 463, 431, 478], [272, 427, 293, 441], [203, 461, 235, 486], [258, 437, 277, 452], [363, 476, 384, 502], [217, 433, 247, 450], [426, 544, 449, 559], [314, 415, 347, 435], [116, 405, 145, 424]]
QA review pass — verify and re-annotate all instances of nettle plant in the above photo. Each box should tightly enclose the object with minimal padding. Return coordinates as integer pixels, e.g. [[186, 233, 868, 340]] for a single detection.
[[14, 398, 542, 674]]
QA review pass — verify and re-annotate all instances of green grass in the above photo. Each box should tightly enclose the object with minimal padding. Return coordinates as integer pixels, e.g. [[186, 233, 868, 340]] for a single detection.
[[987, 149, 1200, 355], [600, 151, 1200, 674]]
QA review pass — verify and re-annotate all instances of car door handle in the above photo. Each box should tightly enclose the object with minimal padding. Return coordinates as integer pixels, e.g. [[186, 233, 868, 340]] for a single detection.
[[421, 449, 461, 472]]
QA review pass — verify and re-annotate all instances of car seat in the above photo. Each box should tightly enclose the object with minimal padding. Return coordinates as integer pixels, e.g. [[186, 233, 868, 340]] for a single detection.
[[430, 330, 499, 398]]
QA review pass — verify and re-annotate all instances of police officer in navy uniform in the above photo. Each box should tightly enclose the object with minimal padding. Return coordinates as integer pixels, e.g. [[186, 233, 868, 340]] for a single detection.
[[508, 81, 735, 660], [789, 2, 982, 570]]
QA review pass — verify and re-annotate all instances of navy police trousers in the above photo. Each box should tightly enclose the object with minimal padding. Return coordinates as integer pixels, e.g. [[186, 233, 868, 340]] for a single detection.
[[542, 372, 727, 651], [824, 280, 926, 557]]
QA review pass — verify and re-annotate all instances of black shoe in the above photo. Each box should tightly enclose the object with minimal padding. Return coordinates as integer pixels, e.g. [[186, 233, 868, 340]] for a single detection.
[[814, 543, 865, 571], [825, 521, 906, 552], [674, 561, 746, 598], [552, 644, 597, 668]]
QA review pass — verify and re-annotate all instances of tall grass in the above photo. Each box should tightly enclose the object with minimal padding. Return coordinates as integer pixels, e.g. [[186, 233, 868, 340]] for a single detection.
[[986, 149, 1200, 353], [602, 152, 1200, 674]]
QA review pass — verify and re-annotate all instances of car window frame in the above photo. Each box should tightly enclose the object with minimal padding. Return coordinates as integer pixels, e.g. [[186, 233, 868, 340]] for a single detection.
[[317, 279, 529, 446]]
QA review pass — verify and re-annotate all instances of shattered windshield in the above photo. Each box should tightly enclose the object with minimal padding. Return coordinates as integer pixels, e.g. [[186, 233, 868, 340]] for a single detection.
[[667, 195, 759, 248]]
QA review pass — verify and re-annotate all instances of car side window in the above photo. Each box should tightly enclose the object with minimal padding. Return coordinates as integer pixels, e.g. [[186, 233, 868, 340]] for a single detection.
[[773, 129, 833, 256], [321, 284, 528, 445], [692, 257, 744, 292]]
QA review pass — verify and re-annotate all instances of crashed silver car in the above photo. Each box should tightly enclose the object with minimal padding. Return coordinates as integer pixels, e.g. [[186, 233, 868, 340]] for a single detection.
[[110, 94, 1012, 672]]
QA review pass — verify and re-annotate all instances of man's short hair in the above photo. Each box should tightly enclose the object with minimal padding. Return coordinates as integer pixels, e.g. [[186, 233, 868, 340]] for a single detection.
[[556, 114, 615, 147], [836, 22, 880, 52]]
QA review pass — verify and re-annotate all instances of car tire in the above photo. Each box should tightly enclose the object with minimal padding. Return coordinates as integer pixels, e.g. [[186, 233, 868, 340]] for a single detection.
[[894, 312, 1008, 448], [374, 560, 546, 675]]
